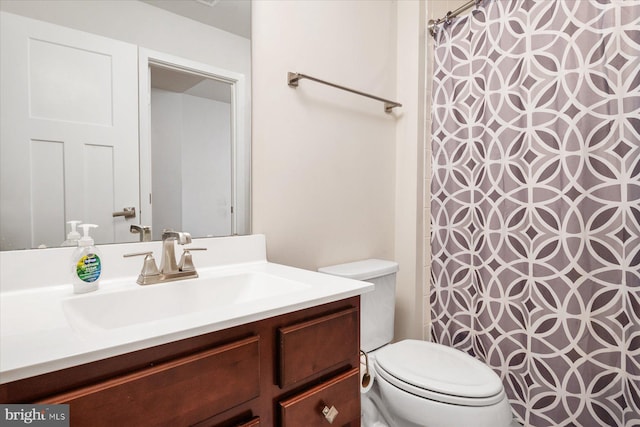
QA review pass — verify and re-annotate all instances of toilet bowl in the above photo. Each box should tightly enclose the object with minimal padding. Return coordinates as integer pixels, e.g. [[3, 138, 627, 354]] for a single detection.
[[372, 340, 513, 427], [319, 259, 514, 427]]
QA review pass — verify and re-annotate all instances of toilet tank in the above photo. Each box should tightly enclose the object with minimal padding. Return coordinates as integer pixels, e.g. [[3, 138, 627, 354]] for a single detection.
[[318, 259, 398, 352]]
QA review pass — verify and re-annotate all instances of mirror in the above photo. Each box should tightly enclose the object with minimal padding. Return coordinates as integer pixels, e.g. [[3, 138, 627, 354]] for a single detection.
[[0, 0, 251, 251], [140, 50, 247, 241]]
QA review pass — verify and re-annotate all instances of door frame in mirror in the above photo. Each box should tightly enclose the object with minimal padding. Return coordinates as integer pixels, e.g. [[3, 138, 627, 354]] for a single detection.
[[138, 48, 247, 237]]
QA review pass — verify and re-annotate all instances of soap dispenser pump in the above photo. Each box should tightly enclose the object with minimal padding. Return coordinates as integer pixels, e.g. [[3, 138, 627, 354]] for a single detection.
[[62, 220, 82, 247], [71, 224, 102, 294]]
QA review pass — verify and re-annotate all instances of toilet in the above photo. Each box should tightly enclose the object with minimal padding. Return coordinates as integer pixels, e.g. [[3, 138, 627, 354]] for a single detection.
[[319, 259, 514, 427]]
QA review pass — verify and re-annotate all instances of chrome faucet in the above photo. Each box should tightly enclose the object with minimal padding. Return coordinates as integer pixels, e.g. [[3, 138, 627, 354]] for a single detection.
[[130, 224, 151, 242], [123, 229, 206, 285], [160, 230, 192, 275]]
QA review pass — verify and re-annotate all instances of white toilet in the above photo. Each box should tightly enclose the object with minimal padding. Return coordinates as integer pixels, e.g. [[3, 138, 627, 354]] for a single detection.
[[319, 259, 514, 427]]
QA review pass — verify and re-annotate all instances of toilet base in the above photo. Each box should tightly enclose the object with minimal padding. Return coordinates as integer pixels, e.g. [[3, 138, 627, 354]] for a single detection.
[[361, 393, 390, 427]]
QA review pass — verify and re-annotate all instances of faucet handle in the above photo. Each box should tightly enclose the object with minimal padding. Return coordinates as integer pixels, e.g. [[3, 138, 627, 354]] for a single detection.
[[124, 251, 160, 285], [178, 248, 207, 272]]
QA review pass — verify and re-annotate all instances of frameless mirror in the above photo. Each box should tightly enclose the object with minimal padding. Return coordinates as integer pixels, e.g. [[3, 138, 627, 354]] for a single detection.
[[0, 0, 251, 251]]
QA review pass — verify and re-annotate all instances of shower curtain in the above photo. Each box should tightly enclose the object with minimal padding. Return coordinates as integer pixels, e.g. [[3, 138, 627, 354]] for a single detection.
[[429, 1, 640, 426]]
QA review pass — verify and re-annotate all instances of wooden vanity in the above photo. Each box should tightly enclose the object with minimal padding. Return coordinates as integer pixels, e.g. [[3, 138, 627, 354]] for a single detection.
[[0, 296, 361, 427]]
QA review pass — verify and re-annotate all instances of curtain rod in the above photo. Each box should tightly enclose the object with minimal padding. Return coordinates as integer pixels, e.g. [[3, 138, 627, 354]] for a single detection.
[[428, 0, 479, 38], [287, 72, 402, 113]]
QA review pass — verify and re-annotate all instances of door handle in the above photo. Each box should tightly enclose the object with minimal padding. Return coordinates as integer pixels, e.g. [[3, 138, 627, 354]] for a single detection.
[[112, 207, 136, 219]]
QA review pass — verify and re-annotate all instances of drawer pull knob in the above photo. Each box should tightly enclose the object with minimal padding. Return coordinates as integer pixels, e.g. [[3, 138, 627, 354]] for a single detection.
[[321, 405, 339, 423]]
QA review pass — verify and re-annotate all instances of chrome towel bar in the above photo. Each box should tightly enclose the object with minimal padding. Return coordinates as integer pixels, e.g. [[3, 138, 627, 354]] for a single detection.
[[287, 72, 402, 113]]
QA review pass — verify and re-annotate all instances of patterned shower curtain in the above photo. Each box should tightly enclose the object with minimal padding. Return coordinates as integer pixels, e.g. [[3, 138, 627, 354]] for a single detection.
[[429, 1, 640, 426]]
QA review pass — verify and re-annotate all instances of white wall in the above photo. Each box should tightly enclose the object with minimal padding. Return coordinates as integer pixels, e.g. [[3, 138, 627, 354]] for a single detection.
[[395, 1, 428, 341], [253, 0, 426, 340], [252, 0, 398, 271]]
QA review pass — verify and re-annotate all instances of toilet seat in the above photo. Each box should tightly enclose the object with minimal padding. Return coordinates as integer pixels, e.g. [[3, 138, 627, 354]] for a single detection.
[[374, 340, 506, 407]]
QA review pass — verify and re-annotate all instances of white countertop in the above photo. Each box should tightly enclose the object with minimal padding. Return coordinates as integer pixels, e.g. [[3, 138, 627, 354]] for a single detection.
[[0, 235, 373, 384]]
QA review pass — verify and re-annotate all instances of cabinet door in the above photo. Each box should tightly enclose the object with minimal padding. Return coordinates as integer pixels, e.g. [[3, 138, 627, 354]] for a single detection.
[[44, 336, 260, 426], [279, 368, 360, 427], [278, 307, 358, 387]]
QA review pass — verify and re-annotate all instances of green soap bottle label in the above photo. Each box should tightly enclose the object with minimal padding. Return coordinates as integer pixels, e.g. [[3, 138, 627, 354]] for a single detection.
[[76, 253, 101, 283]]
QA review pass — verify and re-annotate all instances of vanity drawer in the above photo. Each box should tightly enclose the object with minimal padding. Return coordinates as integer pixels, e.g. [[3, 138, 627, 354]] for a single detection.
[[44, 336, 260, 426], [279, 368, 360, 427], [278, 307, 358, 387]]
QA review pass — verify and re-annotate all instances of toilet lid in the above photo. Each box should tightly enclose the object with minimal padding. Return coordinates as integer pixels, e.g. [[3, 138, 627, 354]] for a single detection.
[[374, 340, 505, 405]]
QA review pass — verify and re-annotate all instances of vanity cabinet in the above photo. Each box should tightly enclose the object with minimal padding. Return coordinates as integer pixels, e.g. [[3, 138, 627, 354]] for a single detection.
[[0, 296, 360, 427]]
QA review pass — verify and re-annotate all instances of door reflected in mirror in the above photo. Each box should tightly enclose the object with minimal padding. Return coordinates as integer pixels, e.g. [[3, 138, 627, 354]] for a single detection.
[[143, 60, 239, 240], [138, 47, 250, 243]]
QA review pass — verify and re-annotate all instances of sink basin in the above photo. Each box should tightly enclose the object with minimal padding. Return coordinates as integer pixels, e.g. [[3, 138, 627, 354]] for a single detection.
[[63, 272, 311, 330]]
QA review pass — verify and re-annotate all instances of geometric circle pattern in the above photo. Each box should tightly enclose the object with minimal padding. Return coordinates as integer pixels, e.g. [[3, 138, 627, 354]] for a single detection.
[[429, 1, 640, 425]]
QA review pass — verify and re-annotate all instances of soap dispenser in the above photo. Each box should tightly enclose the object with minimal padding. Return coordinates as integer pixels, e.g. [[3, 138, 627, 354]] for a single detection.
[[71, 224, 102, 294], [61, 220, 82, 247]]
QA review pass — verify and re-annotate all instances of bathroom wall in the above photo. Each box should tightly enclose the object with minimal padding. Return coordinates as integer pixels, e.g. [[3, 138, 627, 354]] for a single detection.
[[252, 0, 427, 341], [252, 1, 397, 268], [394, 1, 428, 341]]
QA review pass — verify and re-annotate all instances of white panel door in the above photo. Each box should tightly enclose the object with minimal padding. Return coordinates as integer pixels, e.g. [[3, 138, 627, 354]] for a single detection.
[[0, 12, 139, 249]]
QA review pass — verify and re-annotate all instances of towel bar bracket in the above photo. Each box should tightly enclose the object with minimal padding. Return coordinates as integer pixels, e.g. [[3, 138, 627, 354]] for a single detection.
[[288, 72, 301, 87]]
